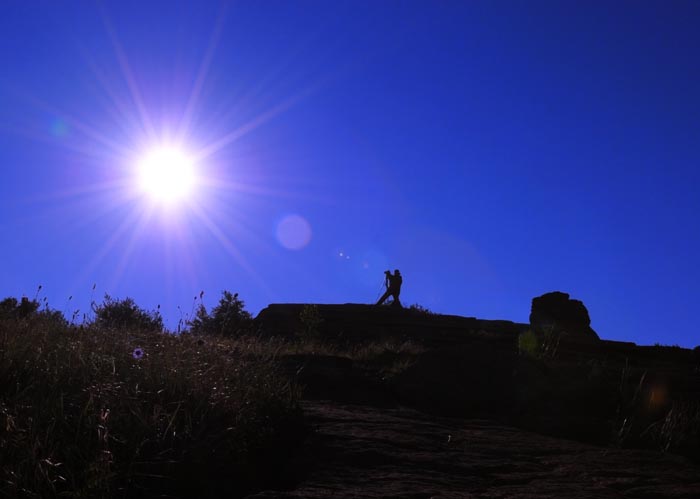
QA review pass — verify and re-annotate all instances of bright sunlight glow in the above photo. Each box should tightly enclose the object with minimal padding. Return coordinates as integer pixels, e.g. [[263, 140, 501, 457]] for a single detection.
[[136, 147, 196, 204]]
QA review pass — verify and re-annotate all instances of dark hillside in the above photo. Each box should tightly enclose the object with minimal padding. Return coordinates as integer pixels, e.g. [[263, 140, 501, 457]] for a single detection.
[[256, 303, 700, 455], [248, 303, 700, 497], [3, 299, 698, 498]]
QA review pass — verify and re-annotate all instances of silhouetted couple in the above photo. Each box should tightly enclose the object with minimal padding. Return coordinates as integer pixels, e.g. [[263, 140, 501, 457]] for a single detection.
[[377, 269, 402, 308]]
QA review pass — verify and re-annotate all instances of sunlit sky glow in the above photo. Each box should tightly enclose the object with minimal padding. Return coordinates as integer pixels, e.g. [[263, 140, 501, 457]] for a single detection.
[[135, 146, 197, 205], [1, 1, 700, 347]]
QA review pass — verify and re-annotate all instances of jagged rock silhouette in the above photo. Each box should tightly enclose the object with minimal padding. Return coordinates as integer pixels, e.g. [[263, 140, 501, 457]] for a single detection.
[[530, 291, 600, 340]]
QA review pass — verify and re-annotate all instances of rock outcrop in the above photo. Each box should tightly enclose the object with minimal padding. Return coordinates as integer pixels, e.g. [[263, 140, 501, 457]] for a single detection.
[[530, 291, 599, 340]]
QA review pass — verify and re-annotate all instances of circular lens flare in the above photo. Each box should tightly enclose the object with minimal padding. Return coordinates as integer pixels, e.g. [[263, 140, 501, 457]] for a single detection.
[[137, 147, 195, 203], [276, 214, 312, 250]]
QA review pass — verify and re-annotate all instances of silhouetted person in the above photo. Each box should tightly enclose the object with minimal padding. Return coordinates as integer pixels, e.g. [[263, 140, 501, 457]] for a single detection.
[[377, 269, 402, 307]]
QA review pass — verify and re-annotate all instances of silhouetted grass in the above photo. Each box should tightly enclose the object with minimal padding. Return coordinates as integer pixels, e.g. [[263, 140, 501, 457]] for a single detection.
[[613, 357, 700, 461], [0, 315, 302, 498], [217, 334, 425, 377]]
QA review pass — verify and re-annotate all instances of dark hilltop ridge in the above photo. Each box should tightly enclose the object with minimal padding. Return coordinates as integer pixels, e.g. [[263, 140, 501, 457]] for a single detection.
[[248, 292, 700, 498], [2, 291, 699, 498]]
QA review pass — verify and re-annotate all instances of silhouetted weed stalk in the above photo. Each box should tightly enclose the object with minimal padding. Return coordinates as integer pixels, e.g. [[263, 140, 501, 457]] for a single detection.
[[0, 295, 302, 498], [614, 359, 647, 445]]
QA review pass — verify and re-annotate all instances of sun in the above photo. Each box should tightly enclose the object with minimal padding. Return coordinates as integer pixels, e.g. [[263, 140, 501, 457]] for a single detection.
[[136, 146, 196, 204]]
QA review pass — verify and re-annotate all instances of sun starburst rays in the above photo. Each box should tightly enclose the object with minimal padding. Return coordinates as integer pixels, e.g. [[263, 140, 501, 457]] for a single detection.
[[23, 7, 319, 299]]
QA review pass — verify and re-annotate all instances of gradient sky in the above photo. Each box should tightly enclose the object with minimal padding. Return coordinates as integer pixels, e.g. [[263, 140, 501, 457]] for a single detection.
[[1, 1, 699, 347]]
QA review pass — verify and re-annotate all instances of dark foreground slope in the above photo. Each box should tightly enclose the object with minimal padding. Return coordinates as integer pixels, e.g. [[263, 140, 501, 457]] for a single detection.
[[250, 304, 700, 498], [251, 401, 700, 499]]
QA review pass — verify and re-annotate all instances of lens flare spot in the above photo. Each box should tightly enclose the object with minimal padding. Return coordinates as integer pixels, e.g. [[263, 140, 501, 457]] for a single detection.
[[276, 214, 312, 250]]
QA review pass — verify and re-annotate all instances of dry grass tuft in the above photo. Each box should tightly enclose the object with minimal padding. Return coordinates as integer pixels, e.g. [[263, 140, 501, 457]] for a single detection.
[[0, 316, 302, 498]]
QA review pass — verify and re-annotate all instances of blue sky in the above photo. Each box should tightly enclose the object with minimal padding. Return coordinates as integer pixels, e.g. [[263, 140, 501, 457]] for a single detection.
[[1, 1, 699, 347]]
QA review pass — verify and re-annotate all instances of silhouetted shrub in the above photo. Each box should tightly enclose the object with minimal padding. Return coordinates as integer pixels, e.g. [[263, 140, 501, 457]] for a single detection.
[[0, 296, 39, 319], [518, 327, 560, 359], [653, 342, 682, 349], [408, 303, 434, 315], [91, 294, 163, 332], [518, 329, 539, 356], [188, 290, 252, 336], [0, 296, 68, 330]]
